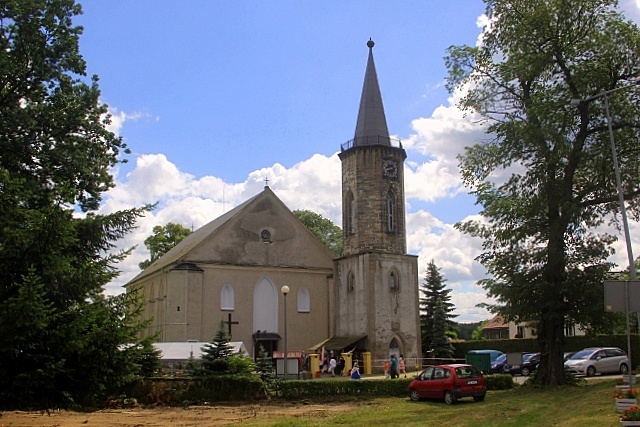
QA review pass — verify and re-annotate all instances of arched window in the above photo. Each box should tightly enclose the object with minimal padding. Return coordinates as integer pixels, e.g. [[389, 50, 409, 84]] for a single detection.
[[388, 270, 399, 292], [347, 191, 356, 235], [221, 283, 235, 310], [386, 191, 395, 232], [297, 288, 310, 312], [347, 271, 355, 292]]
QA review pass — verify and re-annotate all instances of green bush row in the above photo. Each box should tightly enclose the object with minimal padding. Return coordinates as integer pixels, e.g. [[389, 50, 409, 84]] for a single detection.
[[277, 378, 413, 399], [130, 375, 268, 406], [129, 374, 512, 406]]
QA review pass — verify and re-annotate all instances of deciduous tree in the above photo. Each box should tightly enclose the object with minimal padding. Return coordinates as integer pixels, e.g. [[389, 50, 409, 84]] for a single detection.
[[139, 222, 191, 270], [445, 0, 640, 385], [293, 209, 343, 257]]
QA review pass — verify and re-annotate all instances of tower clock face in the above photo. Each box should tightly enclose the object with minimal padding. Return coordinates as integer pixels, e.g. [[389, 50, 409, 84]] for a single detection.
[[382, 160, 398, 178]]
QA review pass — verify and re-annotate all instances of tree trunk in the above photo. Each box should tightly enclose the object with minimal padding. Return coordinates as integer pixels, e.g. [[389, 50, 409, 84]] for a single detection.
[[536, 311, 566, 385]]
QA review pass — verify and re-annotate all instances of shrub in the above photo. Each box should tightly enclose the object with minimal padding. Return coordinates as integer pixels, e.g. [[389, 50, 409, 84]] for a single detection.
[[484, 374, 514, 390]]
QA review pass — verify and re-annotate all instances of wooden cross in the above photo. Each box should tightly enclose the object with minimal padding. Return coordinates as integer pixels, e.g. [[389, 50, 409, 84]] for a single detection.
[[224, 312, 239, 338]]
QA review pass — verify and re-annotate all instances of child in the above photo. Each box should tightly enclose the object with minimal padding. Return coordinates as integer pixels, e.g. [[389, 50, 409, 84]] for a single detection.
[[399, 354, 406, 378], [351, 362, 361, 380], [384, 360, 390, 378]]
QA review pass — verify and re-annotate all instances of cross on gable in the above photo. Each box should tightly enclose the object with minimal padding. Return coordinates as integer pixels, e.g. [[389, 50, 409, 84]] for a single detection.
[[224, 312, 239, 338]]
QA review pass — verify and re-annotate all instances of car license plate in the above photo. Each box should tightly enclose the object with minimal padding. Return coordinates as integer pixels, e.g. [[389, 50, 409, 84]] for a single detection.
[[467, 380, 478, 385]]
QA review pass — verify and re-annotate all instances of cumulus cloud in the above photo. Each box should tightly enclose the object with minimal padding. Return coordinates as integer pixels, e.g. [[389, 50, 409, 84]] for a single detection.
[[100, 6, 640, 324]]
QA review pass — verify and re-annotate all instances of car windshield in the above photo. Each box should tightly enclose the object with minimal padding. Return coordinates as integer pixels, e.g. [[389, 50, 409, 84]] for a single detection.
[[493, 354, 506, 365], [522, 353, 533, 362], [569, 349, 593, 360]]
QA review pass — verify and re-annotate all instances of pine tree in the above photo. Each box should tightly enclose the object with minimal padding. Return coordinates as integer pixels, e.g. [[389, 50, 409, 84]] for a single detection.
[[420, 260, 457, 355], [200, 320, 234, 375], [0, 1, 153, 409], [255, 345, 275, 382], [431, 298, 455, 358]]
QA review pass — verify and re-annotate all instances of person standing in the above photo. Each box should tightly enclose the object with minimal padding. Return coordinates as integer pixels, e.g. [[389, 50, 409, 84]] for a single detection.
[[399, 354, 406, 378], [329, 356, 337, 377], [384, 360, 390, 378], [390, 354, 399, 379]]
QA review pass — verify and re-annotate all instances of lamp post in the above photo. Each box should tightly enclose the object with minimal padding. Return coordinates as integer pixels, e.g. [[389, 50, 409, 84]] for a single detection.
[[281, 285, 289, 379], [572, 79, 639, 374]]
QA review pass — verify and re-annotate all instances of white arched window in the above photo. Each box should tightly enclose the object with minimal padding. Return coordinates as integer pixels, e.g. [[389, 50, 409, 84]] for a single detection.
[[297, 288, 310, 312], [221, 283, 235, 310]]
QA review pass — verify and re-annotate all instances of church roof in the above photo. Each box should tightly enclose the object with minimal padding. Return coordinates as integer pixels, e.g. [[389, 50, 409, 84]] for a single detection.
[[127, 186, 335, 285], [353, 39, 391, 147]]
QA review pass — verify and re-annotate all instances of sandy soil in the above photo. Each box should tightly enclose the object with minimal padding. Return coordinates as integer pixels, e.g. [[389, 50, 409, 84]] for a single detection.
[[0, 401, 362, 427]]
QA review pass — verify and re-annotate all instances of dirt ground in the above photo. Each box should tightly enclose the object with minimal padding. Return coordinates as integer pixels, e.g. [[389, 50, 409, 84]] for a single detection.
[[0, 400, 363, 427]]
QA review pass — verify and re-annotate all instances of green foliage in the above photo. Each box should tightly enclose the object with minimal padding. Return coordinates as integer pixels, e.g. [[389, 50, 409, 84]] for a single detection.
[[277, 378, 412, 399], [130, 376, 268, 405], [420, 260, 457, 355], [445, 0, 640, 385], [139, 222, 191, 270], [471, 321, 488, 341], [484, 374, 515, 390], [0, 0, 154, 410], [199, 320, 254, 376], [453, 321, 484, 341], [431, 299, 455, 358], [255, 344, 275, 382], [293, 209, 343, 257]]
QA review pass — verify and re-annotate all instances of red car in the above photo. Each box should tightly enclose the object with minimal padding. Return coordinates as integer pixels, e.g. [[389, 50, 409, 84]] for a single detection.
[[408, 364, 487, 404]]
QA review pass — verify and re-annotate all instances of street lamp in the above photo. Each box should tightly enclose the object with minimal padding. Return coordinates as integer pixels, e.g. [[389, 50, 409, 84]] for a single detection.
[[572, 79, 639, 373], [281, 285, 289, 379]]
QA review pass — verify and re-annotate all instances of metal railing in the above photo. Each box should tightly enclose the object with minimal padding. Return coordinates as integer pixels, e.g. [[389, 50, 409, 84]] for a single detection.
[[341, 135, 403, 151]]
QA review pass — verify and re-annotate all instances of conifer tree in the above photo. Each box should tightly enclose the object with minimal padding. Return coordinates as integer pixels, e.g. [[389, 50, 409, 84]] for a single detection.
[[419, 260, 457, 355], [0, 1, 153, 409], [255, 345, 275, 382], [431, 298, 455, 358], [200, 320, 234, 375]]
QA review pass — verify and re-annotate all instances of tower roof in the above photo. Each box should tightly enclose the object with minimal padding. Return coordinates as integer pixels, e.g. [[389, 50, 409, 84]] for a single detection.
[[353, 39, 391, 147]]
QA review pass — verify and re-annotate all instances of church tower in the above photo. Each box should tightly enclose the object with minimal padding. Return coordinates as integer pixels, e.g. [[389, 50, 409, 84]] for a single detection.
[[335, 40, 421, 364]]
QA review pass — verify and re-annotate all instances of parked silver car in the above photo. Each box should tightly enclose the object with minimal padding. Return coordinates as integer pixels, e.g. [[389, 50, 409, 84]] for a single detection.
[[564, 347, 629, 377]]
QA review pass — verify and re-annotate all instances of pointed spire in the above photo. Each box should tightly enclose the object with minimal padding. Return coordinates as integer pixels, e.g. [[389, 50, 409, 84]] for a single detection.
[[353, 38, 390, 146]]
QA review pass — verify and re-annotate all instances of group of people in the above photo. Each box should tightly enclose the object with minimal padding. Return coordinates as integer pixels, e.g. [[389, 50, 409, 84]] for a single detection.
[[383, 353, 406, 379], [326, 355, 361, 379]]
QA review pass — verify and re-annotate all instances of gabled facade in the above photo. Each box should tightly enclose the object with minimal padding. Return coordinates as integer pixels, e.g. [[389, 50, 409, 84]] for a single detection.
[[126, 187, 336, 359]]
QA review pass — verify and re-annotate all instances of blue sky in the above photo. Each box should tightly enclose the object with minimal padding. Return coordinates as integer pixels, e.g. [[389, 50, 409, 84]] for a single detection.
[[76, 1, 640, 323]]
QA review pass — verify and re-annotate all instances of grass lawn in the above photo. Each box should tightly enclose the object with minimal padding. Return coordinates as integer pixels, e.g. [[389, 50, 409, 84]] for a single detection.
[[242, 378, 627, 427]]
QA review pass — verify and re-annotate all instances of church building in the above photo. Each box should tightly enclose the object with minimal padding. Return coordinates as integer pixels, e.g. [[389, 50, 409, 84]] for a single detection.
[[126, 39, 422, 367]]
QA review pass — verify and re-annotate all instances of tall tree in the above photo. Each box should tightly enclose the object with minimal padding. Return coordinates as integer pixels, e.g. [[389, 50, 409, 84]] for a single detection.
[[139, 222, 191, 270], [445, 0, 640, 385], [431, 298, 455, 358], [420, 260, 456, 355], [0, 0, 152, 409], [293, 209, 343, 257]]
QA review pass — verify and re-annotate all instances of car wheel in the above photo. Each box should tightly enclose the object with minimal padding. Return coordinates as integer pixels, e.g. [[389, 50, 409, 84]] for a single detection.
[[473, 395, 485, 402], [621, 363, 629, 375], [409, 389, 421, 402], [444, 390, 456, 405], [586, 366, 596, 377], [521, 367, 530, 376]]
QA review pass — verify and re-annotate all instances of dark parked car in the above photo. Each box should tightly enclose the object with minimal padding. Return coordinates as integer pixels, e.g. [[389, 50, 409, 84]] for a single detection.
[[503, 352, 540, 376], [489, 353, 507, 374], [408, 364, 487, 405]]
